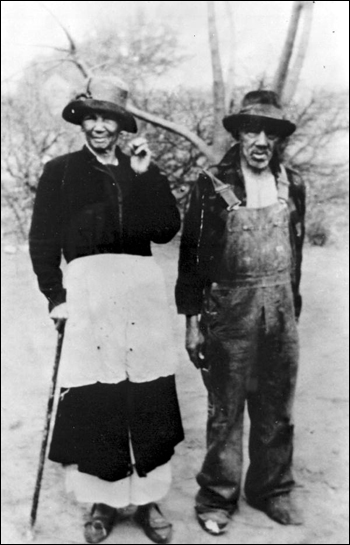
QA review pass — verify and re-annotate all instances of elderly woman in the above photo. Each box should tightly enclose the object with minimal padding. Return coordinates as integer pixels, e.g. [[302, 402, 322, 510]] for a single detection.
[[29, 76, 183, 544]]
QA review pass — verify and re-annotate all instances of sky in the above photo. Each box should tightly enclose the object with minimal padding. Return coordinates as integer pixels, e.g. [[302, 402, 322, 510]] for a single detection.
[[1, 0, 349, 96]]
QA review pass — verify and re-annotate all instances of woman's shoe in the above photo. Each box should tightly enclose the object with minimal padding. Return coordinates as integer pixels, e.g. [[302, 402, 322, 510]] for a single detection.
[[135, 503, 173, 544], [83, 503, 117, 544]]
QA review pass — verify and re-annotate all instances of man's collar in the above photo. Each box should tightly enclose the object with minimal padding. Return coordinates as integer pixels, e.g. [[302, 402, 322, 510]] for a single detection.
[[216, 143, 241, 170]]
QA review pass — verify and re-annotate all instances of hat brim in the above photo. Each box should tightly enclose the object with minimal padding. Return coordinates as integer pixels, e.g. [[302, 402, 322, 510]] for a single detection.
[[223, 114, 296, 138], [62, 99, 138, 133]]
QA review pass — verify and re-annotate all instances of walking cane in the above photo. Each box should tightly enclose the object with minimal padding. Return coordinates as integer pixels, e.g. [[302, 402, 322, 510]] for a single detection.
[[27, 323, 65, 540]]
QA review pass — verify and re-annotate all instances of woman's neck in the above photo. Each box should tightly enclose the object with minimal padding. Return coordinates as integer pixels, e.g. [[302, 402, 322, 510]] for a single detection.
[[86, 143, 119, 166]]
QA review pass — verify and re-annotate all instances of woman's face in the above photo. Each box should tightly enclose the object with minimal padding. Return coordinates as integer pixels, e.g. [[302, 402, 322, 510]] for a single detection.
[[82, 112, 121, 153]]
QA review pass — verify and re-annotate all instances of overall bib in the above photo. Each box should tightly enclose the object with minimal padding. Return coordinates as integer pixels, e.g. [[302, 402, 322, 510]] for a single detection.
[[196, 193, 299, 514]]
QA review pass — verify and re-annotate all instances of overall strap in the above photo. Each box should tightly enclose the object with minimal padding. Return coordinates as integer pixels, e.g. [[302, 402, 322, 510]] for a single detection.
[[276, 164, 290, 203], [202, 169, 241, 211], [202, 163, 289, 210]]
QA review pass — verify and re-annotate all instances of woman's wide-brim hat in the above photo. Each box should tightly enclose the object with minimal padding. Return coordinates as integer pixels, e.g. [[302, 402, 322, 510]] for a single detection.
[[62, 75, 137, 133], [222, 90, 296, 138]]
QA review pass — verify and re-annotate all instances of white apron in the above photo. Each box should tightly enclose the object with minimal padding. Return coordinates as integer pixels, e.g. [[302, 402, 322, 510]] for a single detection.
[[59, 253, 178, 388]]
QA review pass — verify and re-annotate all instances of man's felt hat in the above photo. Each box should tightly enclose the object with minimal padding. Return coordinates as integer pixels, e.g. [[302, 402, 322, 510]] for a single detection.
[[62, 75, 137, 133], [222, 90, 296, 138]]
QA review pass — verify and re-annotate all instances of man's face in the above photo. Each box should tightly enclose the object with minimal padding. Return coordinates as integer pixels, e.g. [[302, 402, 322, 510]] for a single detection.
[[239, 129, 279, 172], [82, 113, 121, 153]]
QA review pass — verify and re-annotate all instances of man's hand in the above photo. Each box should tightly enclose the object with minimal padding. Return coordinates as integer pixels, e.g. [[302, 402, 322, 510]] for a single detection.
[[50, 302, 68, 332], [129, 137, 152, 174], [186, 315, 205, 369]]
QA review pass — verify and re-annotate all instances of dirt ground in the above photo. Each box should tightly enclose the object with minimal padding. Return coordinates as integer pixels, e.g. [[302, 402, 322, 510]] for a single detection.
[[1, 236, 349, 545]]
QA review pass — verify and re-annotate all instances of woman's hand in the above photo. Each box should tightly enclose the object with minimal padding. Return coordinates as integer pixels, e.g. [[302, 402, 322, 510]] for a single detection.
[[50, 302, 68, 332], [129, 137, 152, 174]]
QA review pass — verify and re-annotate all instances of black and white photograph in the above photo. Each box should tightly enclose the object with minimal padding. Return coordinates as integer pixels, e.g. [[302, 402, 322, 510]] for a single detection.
[[1, 1, 349, 544]]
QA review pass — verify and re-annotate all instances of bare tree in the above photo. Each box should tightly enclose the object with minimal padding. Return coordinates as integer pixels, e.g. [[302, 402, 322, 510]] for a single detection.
[[15, 1, 309, 164], [2, 0, 347, 245], [282, 1, 314, 104], [285, 89, 349, 244], [1, 71, 80, 239], [272, 0, 305, 96], [207, 1, 230, 157], [224, 1, 236, 114]]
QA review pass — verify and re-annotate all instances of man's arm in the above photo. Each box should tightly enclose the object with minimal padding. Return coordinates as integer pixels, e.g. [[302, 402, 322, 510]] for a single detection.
[[288, 169, 306, 320], [29, 159, 66, 312], [175, 179, 207, 316], [185, 315, 205, 369]]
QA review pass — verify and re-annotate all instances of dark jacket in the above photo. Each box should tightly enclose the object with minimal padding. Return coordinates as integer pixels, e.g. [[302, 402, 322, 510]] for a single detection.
[[29, 145, 181, 311], [175, 144, 306, 318]]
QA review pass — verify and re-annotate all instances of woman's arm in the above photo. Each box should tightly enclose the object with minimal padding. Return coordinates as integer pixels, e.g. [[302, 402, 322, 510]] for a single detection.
[[29, 158, 66, 312]]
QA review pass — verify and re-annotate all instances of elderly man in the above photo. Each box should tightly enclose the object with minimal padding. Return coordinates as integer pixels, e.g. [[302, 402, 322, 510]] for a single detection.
[[29, 75, 183, 544], [175, 90, 305, 535]]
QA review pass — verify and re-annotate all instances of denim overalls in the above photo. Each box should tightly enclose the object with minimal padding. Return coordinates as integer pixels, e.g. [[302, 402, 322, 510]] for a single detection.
[[196, 179, 299, 513]]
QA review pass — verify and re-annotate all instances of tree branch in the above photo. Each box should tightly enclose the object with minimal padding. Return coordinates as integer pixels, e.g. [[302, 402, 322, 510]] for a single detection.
[[1, 184, 28, 239], [272, 0, 304, 97], [282, 1, 314, 104], [224, 1, 235, 113], [207, 1, 229, 155], [38, 1, 92, 79], [126, 103, 220, 163], [35, 3, 228, 164]]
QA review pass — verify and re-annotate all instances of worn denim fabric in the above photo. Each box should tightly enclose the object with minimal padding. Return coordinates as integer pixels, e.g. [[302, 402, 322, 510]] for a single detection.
[[196, 202, 299, 512]]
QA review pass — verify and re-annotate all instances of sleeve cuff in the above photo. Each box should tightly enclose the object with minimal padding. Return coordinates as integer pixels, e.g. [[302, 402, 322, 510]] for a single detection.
[[47, 288, 67, 313]]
